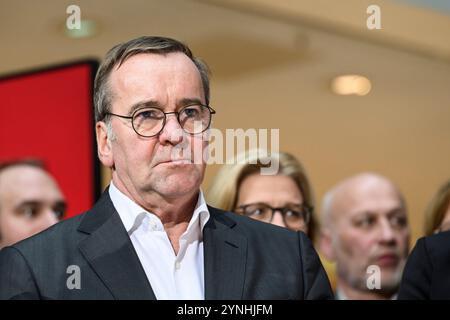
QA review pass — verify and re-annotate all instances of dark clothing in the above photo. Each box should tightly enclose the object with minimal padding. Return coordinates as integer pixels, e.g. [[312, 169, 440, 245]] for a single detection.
[[398, 230, 450, 299], [0, 190, 333, 300]]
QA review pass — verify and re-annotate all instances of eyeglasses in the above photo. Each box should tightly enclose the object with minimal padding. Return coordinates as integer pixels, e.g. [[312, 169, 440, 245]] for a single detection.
[[105, 104, 216, 137], [234, 202, 312, 231]]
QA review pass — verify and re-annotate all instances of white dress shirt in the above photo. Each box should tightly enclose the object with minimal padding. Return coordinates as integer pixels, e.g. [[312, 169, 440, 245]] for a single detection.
[[109, 181, 210, 300], [335, 287, 398, 300]]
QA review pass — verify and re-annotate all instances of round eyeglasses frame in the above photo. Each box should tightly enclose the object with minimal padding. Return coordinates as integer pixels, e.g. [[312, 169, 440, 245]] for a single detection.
[[235, 202, 313, 229], [105, 104, 216, 138]]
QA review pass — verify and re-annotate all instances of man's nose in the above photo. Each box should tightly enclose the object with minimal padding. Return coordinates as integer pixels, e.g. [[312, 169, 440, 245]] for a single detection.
[[158, 114, 184, 145], [378, 220, 396, 245], [271, 210, 287, 228]]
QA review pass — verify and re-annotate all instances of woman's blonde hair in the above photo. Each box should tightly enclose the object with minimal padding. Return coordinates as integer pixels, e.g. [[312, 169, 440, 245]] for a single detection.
[[424, 179, 450, 236], [206, 149, 317, 241]]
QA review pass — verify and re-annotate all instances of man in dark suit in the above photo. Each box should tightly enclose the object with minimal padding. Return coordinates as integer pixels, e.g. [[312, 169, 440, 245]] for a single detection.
[[398, 230, 450, 299], [0, 36, 332, 300]]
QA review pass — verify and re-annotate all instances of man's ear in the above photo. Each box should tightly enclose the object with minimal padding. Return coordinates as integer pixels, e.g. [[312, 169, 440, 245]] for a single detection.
[[319, 228, 336, 262], [96, 121, 114, 168]]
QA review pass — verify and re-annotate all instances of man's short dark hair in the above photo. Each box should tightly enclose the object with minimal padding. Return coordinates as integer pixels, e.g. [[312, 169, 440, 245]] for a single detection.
[[0, 159, 45, 173]]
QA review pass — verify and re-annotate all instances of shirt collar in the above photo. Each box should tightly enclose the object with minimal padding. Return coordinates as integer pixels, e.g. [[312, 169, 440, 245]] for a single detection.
[[109, 181, 210, 235], [186, 190, 210, 233], [335, 287, 398, 300], [335, 288, 348, 300]]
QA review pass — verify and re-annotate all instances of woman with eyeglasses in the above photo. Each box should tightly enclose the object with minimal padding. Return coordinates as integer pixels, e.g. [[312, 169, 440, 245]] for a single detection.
[[206, 149, 317, 242]]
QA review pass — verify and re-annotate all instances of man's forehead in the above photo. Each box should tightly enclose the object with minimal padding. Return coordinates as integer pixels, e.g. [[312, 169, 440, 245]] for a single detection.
[[111, 52, 197, 80], [0, 164, 49, 180], [0, 166, 62, 200], [331, 176, 403, 219], [108, 52, 203, 105]]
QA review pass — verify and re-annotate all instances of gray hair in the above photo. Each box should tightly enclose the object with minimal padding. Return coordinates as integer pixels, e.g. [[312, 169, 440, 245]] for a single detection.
[[93, 36, 211, 123]]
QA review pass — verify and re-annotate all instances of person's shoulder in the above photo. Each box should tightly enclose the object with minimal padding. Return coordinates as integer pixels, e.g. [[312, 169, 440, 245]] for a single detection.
[[408, 230, 450, 268], [10, 212, 87, 255], [421, 230, 450, 257], [424, 229, 450, 243]]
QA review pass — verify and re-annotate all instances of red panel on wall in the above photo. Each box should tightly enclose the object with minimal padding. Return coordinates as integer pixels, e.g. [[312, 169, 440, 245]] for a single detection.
[[0, 60, 100, 218]]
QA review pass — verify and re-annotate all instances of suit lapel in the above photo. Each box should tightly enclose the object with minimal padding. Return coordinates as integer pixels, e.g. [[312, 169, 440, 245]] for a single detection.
[[76, 193, 247, 300], [204, 207, 247, 300], [77, 190, 156, 300]]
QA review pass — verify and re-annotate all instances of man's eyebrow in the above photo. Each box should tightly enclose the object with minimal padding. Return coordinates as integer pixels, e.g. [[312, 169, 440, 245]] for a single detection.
[[351, 210, 375, 217], [127, 98, 205, 116], [128, 100, 161, 116], [14, 200, 42, 212], [54, 200, 67, 208], [178, 98, 204, 107], [17, 199, 67, 207], [387, 207, 406, 216]]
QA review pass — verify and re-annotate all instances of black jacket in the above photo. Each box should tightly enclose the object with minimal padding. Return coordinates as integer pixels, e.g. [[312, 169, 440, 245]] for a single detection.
[[0, 190, 333, 300], [398, 230, 450, 299]]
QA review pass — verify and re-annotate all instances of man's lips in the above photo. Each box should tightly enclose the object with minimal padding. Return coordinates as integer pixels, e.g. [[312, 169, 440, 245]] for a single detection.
[[375, 254, 399, 267], [155, 159, 192, 166]]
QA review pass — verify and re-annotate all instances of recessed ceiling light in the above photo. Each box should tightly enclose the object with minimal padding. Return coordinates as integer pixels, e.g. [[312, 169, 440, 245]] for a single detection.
[[331, 74, 372, 96], [64, 19, 98, 39]]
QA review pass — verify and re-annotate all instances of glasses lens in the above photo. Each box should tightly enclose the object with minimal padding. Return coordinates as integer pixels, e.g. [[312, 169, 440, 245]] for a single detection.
[[132, 108, 165, 137], [283, 205, 310, 229], [241, 203, 272, 222], [179, 105, 211, 134]]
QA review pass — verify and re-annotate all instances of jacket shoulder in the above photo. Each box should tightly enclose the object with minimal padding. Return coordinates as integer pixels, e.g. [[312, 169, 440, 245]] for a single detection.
[[11, 213, 87, 256], [422, 230, 450, 259]]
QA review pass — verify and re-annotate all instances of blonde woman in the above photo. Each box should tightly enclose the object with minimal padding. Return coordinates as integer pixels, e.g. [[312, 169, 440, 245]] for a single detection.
[[207, 149, 317, 241]]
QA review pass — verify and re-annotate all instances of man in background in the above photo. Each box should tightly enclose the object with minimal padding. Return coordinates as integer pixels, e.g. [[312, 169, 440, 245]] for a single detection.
[[0, 159, 66, 249], [319, 172, 410, 299]]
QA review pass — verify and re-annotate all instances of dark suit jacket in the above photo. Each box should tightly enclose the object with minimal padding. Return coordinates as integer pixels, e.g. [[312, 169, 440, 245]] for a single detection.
[[398, 230, 450, 299], [0, 190, 333, 300]]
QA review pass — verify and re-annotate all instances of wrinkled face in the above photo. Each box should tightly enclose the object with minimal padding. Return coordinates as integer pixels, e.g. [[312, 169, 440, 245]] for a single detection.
[[98, 52, 208, 204], [329, 178, 410, 294], [236, 174, 307, 233], [0, 166, 65, 248]]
